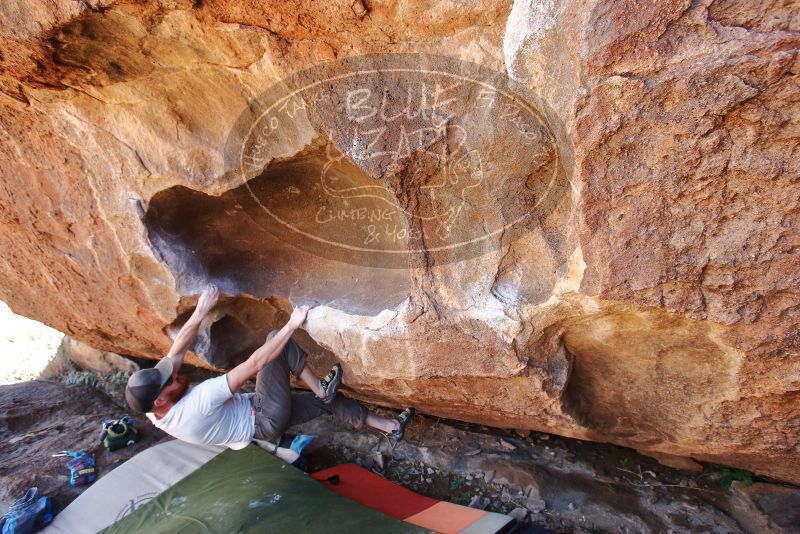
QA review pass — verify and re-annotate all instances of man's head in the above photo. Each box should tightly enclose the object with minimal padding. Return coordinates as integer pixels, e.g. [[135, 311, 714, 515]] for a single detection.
[[152, 374, 190, 413], [125, 358, 189, 413]]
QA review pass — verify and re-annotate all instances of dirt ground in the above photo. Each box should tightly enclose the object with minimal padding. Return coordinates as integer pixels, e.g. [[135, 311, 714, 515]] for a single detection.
[[297, 410, 800, 534], [2, 376, 800, 533], [0, 380, 168, 515]]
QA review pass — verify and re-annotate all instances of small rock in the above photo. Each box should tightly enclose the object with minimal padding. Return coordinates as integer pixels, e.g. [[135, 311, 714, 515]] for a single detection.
[[465, 474, 473, 481], [567, 502, 576, 511], [525, 498, 546, 513], [484, 469, 496, 483], [372, 451, 384, 470], [425, 477, 432, 484], [426, 467, 434, 475], [468, 496, 490, 510], [350, 0, 368, 18], [508, 507, 528, 521], [499, 439, 516, 451]]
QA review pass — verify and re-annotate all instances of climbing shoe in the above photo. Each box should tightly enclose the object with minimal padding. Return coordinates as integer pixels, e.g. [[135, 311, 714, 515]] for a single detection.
[[387, 408, 415, 446], [319, 363, 343, 404]]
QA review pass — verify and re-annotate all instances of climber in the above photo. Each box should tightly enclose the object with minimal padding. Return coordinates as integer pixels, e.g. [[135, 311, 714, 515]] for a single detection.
[[124, 284, 413, 450]]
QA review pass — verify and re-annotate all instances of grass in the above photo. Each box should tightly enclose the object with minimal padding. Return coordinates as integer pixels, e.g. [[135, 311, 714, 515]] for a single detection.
[[62, 368, 130, 389], [448, 493, 472, 506], [448, 475, 465, 490], [60, 366, 132, 403], [718, 467, 754, 489]]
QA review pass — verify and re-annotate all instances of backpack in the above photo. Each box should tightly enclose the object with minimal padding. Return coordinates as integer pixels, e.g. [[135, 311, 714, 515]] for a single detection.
[[0, 487, 53, 534], [100, 416, 139, 452]]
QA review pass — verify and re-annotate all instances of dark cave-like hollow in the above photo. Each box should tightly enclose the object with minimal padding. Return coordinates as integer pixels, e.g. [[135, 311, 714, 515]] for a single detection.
[[144, 146, 412, 319], [166, 296, 290, 369]]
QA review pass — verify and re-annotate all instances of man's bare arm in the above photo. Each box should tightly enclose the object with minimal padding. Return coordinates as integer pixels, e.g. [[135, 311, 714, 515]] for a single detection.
[[226, 305, 309, 393], [165, 285, 219, 377]]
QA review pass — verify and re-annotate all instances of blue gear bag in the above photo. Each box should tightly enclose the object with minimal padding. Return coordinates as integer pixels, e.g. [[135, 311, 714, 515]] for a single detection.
[[52, 450, 97, 486], [0, 487, 53, 534]]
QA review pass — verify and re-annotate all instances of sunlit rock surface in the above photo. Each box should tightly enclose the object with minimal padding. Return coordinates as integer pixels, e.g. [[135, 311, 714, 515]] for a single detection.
[[0, 1, 798, 482]]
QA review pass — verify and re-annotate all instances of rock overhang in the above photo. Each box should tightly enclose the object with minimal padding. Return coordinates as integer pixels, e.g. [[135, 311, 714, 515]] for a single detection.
[[0, 0, 798, 485]]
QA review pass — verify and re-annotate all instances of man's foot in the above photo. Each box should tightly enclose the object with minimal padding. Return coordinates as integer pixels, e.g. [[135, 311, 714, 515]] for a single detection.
[[387, 408, 414, 446], [319, 363, 343, 404]]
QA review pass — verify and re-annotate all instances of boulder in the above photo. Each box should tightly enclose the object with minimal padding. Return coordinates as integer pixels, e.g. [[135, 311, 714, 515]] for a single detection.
[[729, 481, 800, 534], [0, 0, 797, 482], [60, 337, 139, 375]]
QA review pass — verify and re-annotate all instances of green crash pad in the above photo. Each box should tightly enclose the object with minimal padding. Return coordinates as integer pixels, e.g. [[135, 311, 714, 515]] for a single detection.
[[100, 444, 432, 534]]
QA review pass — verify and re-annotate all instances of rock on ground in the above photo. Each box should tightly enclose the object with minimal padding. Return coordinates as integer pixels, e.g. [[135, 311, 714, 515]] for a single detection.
[[0, 0, 798, 483]]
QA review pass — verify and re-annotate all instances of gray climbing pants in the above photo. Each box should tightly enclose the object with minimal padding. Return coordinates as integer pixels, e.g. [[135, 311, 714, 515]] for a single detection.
[[251, 332, 366, 441]]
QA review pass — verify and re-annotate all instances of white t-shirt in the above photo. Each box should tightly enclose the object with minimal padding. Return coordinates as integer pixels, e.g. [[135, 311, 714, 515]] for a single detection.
[[146, 375, 255, 450]]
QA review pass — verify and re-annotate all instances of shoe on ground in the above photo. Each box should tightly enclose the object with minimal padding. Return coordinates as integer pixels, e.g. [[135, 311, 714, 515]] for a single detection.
[[387, 407, 415, 446], [319, 363, 343, 404]]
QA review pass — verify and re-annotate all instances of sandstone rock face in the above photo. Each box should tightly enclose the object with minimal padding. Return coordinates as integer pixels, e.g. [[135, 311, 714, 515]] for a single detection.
[[0, 1, 798, 482]]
